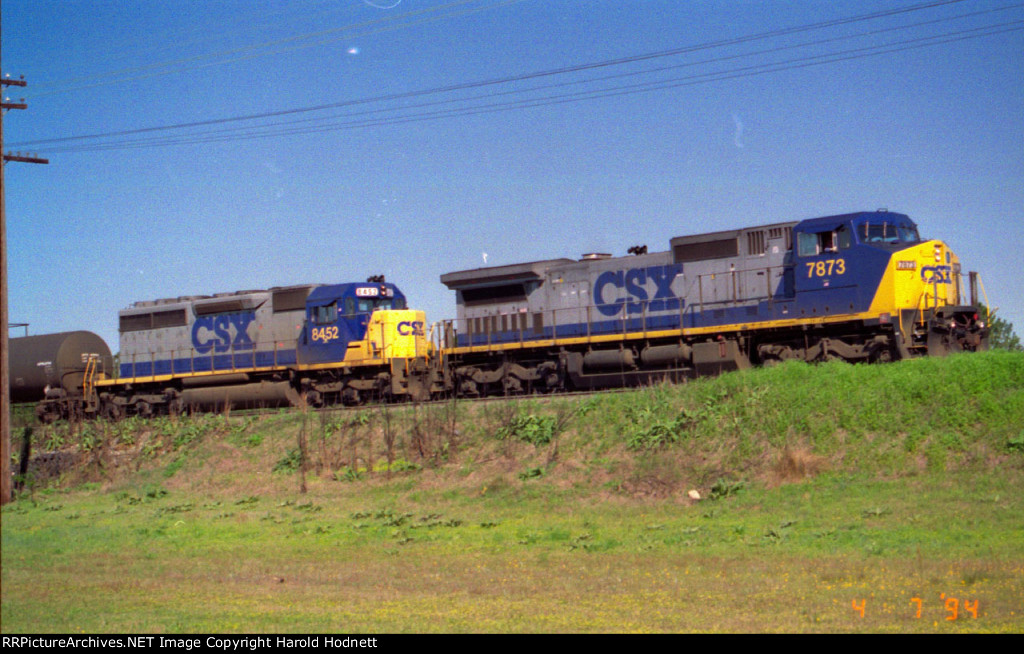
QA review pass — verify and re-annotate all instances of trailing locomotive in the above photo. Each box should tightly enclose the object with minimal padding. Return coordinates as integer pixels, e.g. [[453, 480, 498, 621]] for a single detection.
[[30, 280, 438, 422], [438, 210, 989, 396]]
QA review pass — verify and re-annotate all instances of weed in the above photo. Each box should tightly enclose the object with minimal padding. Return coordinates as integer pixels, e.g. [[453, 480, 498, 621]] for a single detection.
[[334, 467, 364, 483], [156, 503, 194, 515], [372, 459, 421, 473], [518, 466, 545, 481], [709, 478, 746, 500], [163, 456, 185, 478], [496, 413, 557, 446], [144, 486, 168, 500], [764, 520, 796, 543], [625, 405, 702, 449], [861, 507, 890, 518], [273, 448, 303, 474]]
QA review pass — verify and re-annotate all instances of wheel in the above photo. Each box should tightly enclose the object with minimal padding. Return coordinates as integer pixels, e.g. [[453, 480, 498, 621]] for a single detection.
[[303, 390, 324, 409], [135, 400, 153, 419], [101, 400, 123, 421]]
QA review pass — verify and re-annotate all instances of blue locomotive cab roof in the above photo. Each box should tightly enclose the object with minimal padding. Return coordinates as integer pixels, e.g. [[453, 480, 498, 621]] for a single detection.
[[306, 283, 407, 314], [793, 211, 920, 257]]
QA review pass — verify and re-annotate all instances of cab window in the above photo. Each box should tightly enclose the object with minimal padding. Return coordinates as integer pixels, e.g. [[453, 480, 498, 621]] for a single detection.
[[836, 225, 851, 249], [797, 232, 820, 257], [314, 303, 337, 324], [897, 224, 920, 243], [861, 221, 920, 245], [354, 297, 405, 312], [797, 228, 846, 257], [794, 225, 851, 255]]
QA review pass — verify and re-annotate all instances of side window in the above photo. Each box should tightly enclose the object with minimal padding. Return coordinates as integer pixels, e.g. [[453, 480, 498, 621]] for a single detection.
[[818, 231, 835, 252], [797, 232, 820, 257], [345, 298, 355, 316], [837, 225, 851, 249], [315, 303, 337, 324], [797, 229, 843, 256]]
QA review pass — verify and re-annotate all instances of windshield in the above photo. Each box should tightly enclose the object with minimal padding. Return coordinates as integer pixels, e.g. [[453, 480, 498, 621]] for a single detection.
[[355, 297, 405, 313], [860, 221, 920, 245]]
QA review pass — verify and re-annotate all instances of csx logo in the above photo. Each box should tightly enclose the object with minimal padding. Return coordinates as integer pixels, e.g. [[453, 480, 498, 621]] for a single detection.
[[920, 265, 952, 284], [192, 312, 255, 354], [397, 321, 425, 336], [594, 264, 683, 317]]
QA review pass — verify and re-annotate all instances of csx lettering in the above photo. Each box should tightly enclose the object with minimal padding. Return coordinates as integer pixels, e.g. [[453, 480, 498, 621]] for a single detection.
[[595, 264, 682, 317], [191, 312, 255, 354], [397, 321, 425, 336], [921, 265, 952, 284]]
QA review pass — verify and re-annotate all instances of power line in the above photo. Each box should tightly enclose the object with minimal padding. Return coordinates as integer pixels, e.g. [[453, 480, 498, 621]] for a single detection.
[[13, 0, 1024, 154], [40, 19, 1023, 154], [23, 0, 525, 98], [48, 4, 1020, 152], [10, 0, 980, 149]]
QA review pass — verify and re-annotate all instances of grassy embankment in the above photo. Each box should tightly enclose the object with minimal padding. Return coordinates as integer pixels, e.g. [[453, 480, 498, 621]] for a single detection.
[[2, 350, 1022, 632]]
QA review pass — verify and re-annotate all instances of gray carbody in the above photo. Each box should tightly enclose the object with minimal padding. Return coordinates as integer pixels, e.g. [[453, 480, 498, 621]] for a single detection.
[[442, 222, 797, 335], [117, 285, 317, 375]]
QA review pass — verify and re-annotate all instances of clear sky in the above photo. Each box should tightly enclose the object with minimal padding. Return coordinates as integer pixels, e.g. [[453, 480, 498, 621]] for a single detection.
[[3, 0, 1022, 351]]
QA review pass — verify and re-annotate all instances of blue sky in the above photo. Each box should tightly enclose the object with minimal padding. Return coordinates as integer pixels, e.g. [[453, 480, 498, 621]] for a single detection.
[[3, 0, 1022, 351]]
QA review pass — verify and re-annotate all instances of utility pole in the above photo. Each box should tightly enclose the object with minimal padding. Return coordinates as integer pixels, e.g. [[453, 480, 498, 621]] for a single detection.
[[2, 27, 49, 504]]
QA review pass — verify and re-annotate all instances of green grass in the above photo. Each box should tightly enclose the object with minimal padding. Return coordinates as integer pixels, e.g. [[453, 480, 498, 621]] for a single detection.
[[3, 351, 1023, 632]]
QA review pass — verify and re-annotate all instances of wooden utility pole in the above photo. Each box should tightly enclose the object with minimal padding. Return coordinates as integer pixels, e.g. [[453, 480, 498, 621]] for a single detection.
[[2, 28, 49, 503]]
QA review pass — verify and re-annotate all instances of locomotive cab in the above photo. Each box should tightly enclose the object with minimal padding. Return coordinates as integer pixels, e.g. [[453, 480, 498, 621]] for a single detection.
[[790, 213, 893, 316], [794, 212, 988, 356], [779, 211, 986, 360], [298, 282, 432, 403], [299, 282, 409, 365]]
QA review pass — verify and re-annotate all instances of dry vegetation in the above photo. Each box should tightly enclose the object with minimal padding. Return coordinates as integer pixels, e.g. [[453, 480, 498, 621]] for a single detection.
[[3, 351, 1023, 632]]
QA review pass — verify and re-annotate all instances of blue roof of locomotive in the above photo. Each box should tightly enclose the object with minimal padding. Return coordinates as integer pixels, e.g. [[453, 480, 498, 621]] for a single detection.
[[795, 210, 914, 231]]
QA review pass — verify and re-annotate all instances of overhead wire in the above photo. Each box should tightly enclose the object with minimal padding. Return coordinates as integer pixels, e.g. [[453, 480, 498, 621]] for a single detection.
[[48, 2, 1021, 151], [23, 0, 524, 98], [10, 0, 981, 149], [31, 0, 369, 83], [40, 18, 1024, 154], [11, 0, 1023, 153]]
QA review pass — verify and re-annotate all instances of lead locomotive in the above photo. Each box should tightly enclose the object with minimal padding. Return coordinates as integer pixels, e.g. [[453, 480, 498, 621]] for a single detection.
[[439, 210, 989, 395]]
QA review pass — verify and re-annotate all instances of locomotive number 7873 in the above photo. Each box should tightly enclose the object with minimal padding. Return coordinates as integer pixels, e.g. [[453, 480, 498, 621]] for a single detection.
[[806, 259, 847, 278]]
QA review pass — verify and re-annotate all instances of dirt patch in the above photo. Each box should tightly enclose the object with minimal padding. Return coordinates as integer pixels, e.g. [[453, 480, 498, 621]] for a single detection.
[[773, 446, 826, 484]]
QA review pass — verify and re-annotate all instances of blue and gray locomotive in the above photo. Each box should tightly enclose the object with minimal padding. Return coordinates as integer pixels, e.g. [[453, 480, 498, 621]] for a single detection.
[[30, 280, 435, 422], [438, 210, 988, 395]]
